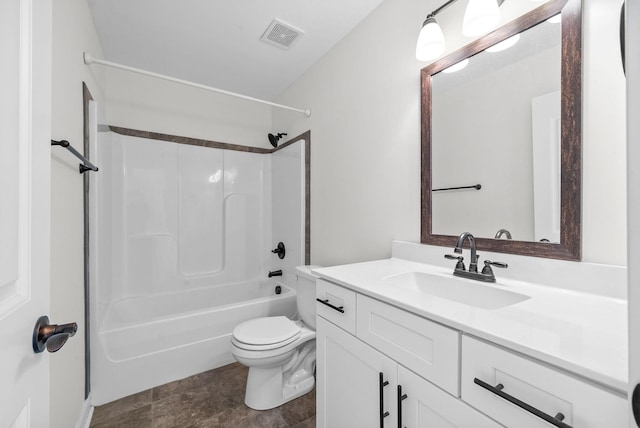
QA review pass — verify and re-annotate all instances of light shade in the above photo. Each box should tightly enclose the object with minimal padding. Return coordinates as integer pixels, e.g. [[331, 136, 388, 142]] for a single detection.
[[416, 16, 446, 61], [463, 0, 500, 37]]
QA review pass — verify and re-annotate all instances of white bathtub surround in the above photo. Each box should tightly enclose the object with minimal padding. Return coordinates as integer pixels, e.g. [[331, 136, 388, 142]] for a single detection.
[[313, 240, 627, 393], [90, 131, 306, 404], [271, 141, 307, 285]]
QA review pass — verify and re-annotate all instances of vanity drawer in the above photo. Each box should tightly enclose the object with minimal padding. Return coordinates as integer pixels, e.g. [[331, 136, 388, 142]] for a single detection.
[[461, 335, 626, 428], [316, 279, 356, 335], [356, 294, 460, 396]]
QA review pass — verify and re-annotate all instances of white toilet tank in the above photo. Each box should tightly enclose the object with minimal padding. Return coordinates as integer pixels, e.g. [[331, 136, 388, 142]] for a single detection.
[[295, 265, 321, 330]]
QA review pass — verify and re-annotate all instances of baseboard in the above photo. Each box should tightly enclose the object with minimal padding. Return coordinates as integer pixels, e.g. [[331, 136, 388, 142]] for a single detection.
[[75, 395, 95, 428]]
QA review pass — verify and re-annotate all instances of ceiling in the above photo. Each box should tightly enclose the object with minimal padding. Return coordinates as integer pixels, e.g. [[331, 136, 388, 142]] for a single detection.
[[87, 0, 385, 101]]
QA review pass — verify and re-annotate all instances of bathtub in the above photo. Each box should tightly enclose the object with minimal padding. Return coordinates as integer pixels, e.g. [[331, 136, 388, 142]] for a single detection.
[[91, 279, 296, 405]]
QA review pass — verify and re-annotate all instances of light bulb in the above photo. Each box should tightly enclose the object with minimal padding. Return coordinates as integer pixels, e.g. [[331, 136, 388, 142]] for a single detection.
[[416, 16, 446, 61], [463, 0, 501, 37]]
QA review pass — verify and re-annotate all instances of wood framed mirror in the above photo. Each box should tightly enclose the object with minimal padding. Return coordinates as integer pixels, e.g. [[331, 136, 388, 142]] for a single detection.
[[420, 0, 581, 260]]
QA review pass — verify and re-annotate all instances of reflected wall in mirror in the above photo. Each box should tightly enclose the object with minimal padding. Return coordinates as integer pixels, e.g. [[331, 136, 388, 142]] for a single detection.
[[421, 0, 582, 260]]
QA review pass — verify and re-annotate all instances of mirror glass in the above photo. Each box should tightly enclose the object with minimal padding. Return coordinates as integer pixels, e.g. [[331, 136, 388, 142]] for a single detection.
[[431, 18, 561, 242], [421, 0, 582, 260]]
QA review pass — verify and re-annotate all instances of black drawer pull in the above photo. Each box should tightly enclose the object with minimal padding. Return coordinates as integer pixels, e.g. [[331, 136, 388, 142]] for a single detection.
[[474, 378, 572, 428], [316, 298, 345, 313], [379, 372, 389, 427], [397, 385, 408, 428]]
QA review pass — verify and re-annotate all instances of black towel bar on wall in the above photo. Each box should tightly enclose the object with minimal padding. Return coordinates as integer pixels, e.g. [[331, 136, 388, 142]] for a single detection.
[[51, 139, 99, 174]]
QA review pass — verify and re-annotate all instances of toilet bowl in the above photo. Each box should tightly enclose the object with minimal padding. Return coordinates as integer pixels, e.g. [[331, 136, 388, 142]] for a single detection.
[[231, 265, 320, 410]]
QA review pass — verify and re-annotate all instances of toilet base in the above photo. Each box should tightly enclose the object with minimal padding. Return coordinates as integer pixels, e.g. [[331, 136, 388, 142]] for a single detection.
[[244, 342, 316, 410]]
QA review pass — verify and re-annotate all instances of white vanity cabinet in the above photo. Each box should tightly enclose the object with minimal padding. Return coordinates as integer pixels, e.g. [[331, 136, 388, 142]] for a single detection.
[[316, 278, 627, 428], [317, 282, 503, 428]]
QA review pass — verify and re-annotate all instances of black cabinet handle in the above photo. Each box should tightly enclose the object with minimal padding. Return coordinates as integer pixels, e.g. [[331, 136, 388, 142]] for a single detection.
[[316, 298, 344, 313], [379, 372, 389, 427], [397, 385, 408, 428], [474, 378, 572, 428]]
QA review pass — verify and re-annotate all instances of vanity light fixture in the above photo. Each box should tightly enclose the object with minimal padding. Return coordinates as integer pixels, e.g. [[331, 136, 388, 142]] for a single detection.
[[485, 33, 520, 52], [416, 15, 447, 61], [462, 0, 501, 36], [416, 0, 506, 61]]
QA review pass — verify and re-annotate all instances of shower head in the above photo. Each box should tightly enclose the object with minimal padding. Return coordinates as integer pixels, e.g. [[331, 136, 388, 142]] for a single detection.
[[268, 132, 288, 148]]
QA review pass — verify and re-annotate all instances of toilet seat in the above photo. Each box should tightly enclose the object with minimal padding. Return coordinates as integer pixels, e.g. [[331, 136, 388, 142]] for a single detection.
[[232, 316, 301, 351]]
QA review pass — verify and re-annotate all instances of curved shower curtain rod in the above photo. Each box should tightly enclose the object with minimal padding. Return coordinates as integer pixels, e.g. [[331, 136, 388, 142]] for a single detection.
[[83, 52, 311, 117]]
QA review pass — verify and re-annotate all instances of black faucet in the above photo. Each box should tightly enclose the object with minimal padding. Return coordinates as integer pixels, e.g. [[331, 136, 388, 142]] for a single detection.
[[268, 270, 283, 278], [446, 232, 508, 282], [454, 232, 478, 272]]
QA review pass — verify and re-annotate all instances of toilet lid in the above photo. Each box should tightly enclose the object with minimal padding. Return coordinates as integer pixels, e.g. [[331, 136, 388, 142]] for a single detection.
[[233, 316, 301, 346]]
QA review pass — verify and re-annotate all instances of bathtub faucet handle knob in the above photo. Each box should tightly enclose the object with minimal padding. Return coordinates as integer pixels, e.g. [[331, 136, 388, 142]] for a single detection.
[[271, 242, 286, 259]]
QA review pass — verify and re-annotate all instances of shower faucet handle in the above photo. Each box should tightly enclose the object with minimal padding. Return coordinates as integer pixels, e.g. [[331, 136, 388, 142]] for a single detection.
[[271, 242, 286, 259]]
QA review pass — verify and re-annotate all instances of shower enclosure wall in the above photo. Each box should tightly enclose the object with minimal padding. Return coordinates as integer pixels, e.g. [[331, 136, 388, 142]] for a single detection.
[[89, 113, 306, 404]]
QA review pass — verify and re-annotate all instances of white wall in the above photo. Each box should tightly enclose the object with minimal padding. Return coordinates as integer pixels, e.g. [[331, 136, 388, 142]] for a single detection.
[[104, 67, 274, 149], [582, 0, 627, 266], [274, 0, 627, 267], [51, 0, 106, 426]]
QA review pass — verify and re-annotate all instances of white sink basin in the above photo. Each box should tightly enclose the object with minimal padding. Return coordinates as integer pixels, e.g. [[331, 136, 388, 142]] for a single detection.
[[382, 271, 530, 310]]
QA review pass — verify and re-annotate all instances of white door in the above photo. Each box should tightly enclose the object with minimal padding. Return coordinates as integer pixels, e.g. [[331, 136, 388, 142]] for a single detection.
[[0, 0, 52, 427], [316, 317, 397, 428], [628, 0, 640, 426]]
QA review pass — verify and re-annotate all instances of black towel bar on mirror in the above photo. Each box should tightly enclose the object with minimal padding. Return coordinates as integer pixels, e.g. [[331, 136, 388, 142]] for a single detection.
[[51, 139, 99, 174], [432, 184, 481, 192]]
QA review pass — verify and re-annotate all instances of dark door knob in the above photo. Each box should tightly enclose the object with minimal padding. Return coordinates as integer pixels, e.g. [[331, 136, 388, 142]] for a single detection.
[[32, 316, 77, 353]]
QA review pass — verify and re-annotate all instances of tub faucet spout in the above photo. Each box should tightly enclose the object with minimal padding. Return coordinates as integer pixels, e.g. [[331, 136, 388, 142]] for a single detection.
[[268, 270, 283, 278]]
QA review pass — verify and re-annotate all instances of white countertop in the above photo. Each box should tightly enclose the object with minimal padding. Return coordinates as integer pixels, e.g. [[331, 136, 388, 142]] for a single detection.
[[313, 257, 628, 393]]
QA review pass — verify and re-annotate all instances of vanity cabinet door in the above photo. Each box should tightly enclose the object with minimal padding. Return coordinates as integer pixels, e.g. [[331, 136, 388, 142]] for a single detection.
[[317, 316, 397, 428], [397, 365, 503, 428]]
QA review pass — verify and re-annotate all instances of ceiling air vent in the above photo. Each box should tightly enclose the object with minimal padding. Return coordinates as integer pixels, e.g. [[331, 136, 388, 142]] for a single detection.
[[260, 19, 304, 49]]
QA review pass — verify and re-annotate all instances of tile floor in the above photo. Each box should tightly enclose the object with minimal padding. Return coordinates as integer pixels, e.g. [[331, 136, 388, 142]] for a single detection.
[[90, 363, 316, 428]]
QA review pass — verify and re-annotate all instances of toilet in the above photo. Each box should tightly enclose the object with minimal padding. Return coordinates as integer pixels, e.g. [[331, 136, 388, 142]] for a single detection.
[[231, 265, 320, 410]]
